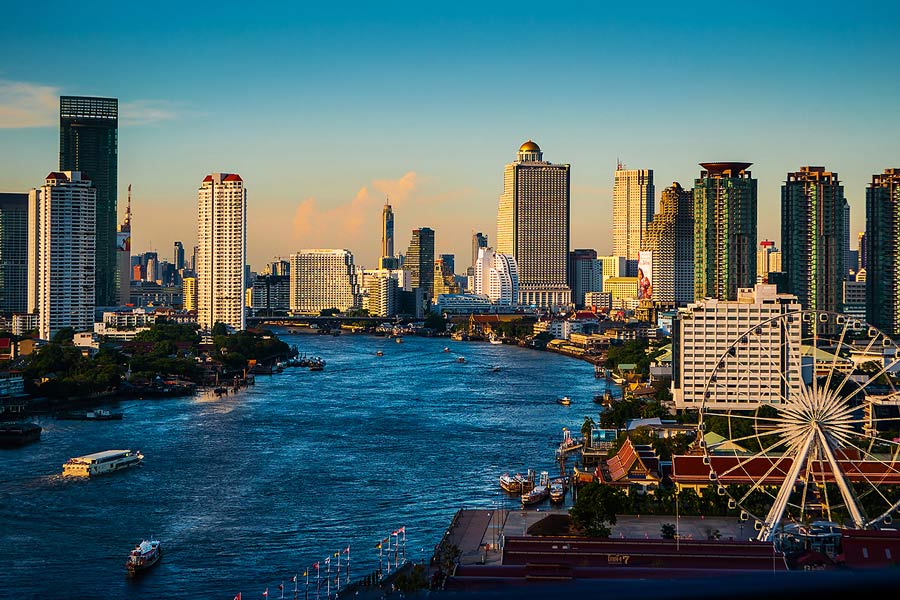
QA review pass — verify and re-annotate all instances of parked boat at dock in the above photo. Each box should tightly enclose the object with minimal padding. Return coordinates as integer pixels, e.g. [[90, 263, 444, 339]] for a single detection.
[[521, 471, 550, 506], [62, 449, 143, 477], [126, 539, 161, 575], [549, 481, 566, 503], [0, 423, 42, 448], [499, 473, 527, 494]]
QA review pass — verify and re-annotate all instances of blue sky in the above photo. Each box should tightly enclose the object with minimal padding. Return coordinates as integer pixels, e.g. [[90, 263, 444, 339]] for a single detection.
[[1, 1, 898, 269]]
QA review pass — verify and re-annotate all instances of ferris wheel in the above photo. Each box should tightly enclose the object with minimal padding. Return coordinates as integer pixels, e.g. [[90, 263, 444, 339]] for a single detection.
[[698, 310, 900, 541]]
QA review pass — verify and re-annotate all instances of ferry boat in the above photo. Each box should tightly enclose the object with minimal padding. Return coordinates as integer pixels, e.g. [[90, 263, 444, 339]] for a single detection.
[[126, 539, 161, 575], [57, 409, 123, 421], [522, 471, 550, 506], [442, 347, 450, 353], [549, 481, 566, 503], [499, 473, 526, 493], [0, 423, 42, 448], [556, 396, 571, 406], [490, 366, 501, 373], [376, 350, 384, 357], [62, 449, 143, 477], [489, 336, 503, 345], [456, 356, 466, 363]]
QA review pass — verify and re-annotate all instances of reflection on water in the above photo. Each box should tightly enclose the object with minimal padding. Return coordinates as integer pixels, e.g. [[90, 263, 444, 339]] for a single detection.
[[0, 332, 606, 597]]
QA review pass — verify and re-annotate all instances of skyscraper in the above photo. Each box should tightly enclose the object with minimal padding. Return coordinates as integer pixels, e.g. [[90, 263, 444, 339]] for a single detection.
[[613, 164, 654, 264], [757, 240, 782, 283], [781, 166, 847, 312], [405, 227, 435, 302], [197, 173, 246, 331], [694, 162, 758, 301], [174, 241, 185, 271], [116, 185, 132, 305], [470, 232, 488, 271], [568, 249, 603, 308], [474, 247, 519, 305], [59, 96, 118, 306], [379, 200, 396, 270], [0, 193, 29, 314], [497, 141, 571, 308], [866, 168, 900, 335], [858, 231, 867, 272], [28, 172, 96, 340], [642, 182, 694, 305]]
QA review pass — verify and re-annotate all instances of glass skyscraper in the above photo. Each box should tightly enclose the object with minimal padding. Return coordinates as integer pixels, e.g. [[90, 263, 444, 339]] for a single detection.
[[59, 96, 118, 306], [0, 193, 29, 314], [866, 168, 900, 336]]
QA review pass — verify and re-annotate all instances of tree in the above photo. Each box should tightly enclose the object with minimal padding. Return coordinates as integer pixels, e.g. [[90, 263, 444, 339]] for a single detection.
[[424, 311, 447, 332], [660, 523, 677, 539], [52, 327, 75, 344], [211, 322, 229, 337], [569, 482, 625, 538], [581, 415, 595, 444]]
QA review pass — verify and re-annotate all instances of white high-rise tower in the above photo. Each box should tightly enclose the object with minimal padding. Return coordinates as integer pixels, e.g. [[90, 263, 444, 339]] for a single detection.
[[197, 173, 246, 331], [28, 171, 96, 341]]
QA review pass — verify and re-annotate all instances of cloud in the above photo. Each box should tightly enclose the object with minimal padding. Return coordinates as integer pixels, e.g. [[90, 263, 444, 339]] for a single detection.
[[0, 80, 178, 128], [0, 80, 58, 128]]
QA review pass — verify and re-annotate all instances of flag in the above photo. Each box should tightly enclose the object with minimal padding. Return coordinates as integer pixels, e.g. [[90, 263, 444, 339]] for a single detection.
[[375, 541, 381, 549], [398, 526, 405, 534], [343, 545, 350, 553], [313, 562, 320, 570], [278, 584, 284, 591], [391, 530, 399, 536], [263, 589, 268, 598], [302, 571, 307, 577], [234, 594, 241, 600], [334, 551, 339, 557], [291, 576, 297, 583]]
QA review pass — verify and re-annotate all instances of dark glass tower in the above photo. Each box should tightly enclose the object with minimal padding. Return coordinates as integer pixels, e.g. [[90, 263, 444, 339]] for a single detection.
[[0, 193, 29, 314], [693, 162, 757, 301], [405, 227, 435, 301], [866, 168, 900, 336], [781, 166, 847, 313], [59, 96, 118, 306]]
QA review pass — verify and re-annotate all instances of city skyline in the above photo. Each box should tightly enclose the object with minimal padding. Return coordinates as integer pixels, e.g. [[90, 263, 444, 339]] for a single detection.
[[2, 4, 899, 269]]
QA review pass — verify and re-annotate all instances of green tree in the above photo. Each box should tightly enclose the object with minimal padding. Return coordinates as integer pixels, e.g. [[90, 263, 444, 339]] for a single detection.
[[211, 322, 229, 337], [52, 327, 75, 344], [424, 311, 447, 331], [660, 523, 676, 539], [569, 482, 625, 538]]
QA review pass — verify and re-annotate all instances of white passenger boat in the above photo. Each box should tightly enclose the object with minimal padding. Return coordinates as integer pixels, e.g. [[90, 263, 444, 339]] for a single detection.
[[62, 449, 143, 477]]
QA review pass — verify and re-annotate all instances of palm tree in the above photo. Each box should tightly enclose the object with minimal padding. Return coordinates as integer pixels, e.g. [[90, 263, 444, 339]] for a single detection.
[[581, 416, 595, 447]]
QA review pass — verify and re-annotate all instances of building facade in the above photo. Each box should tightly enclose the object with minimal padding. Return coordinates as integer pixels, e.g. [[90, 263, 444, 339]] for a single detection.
[[182, 276, 197, 311], [197, 173, 246, 331], [568, 249, 603, 308], [672, 284, 801, 410], [694, 162, 758, 301], [613, 165, 654, 263], [366, 273, 399, 317], [469, 232, 488, 276], [866, 168, 900, 335], [781, 166, 847, 313], [497, 141, 571, 309], [379, 200, 395, 269], [59, 96, 118, 306], [473, 247, 519, 305], [0, 193, 29, 314], [404, 227, 434, 302], [642, 182, 694, 305], [756, 240, 782, 283], [289, 249, 360, 314], [28, 172, 96, 340], [251, 275, 290, 315]]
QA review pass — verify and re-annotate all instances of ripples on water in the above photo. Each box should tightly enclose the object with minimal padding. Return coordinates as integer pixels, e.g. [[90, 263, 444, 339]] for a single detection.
[[0, 333, 608, 597]]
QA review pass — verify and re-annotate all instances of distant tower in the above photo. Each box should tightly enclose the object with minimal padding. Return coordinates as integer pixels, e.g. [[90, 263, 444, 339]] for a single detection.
[[497, 140, 571, 308], [0, 192, 29, 314], [694, 162, 758, 301], [405, 227, 435, 303], [782, 166, 847, 312], [866, 168, 900, 335], [197, 173, 246, 331], [173, 240, 185, 271], [613, 164, 655, 265], [116, 185, 132, 305], [381, 200, 394, 259]]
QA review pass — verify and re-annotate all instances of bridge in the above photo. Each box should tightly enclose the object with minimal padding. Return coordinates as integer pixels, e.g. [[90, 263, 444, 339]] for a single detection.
[[246, 315, 419, 328]]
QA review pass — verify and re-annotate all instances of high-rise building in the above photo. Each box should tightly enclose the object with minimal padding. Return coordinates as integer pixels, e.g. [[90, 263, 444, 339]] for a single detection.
[[183, 276, 197, 312], [568, 249, 603, 308], [672, 284, 801, 411], [28, 172, 96, 340], [694, 162, 758, 301], [0, 193, 29, 314], [782, 166, 847, 313], [473, 247, 519, 305], [866, 168, 900, 335], [59, 96, 118, 306], [433, 257, 460, 296], [197, 173, 246, 331], [597, 256, 626, 287], [289, 249, 360, 314], [642, 182, 694, 305], [379, 200, 395, 270], [858, 232, 867, 272], [366, 274, 398, 317], [470, 232, 488, 273], [405, 228, 435, 302], [613, 164, 654, 263], [116, 185, 132, 305], [756, 240, 782, 284], [174, 241, 185, 271], [146, 257, 158, 283], [439, 254, 455, 275], [251, 274, 290, 315], [843, 199, 851, 278], [497, 141, 571, 308]]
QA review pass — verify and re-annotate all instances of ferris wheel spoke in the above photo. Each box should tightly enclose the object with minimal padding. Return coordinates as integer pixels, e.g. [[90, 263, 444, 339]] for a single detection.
[[737, 452, 796, 505], [715, 435, 793, 479], [712, 425, 794, 449], [823, 316, 852, 394], [831, 331, 884, 400], [826, 437, 900, 517], [702, 411, 786, 423], [816, 428, 867, 529]]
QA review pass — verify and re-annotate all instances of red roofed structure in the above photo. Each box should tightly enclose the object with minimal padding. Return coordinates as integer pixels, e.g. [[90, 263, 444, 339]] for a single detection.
[[202, 175, 213, 183], [46, 171, 68, 181], [595, 438, 661, 492], [223, 173, 242, 182]]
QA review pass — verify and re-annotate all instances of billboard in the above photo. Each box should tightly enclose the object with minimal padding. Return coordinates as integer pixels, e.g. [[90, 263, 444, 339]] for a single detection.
[[637, 251, 653, 300]]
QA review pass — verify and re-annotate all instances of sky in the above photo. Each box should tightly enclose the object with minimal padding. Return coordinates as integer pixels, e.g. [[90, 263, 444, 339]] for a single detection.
[[1, 1, 899, 271]]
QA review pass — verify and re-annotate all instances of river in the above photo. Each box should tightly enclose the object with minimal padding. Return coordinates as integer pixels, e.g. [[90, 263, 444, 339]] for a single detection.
[[0, 332, 609, 597]]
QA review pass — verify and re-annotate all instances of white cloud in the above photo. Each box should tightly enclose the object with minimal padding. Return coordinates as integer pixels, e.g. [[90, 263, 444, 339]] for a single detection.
[[0, 80, 58, 128], [0, 80, 178, 128]]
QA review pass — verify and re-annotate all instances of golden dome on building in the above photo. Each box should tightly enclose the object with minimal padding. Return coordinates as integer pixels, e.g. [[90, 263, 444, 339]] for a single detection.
[[519, 140, 541, 153]]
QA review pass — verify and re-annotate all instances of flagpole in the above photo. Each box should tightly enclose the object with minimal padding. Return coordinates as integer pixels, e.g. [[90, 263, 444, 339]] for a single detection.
[[325, 557, 331, 600], [281, 580, 285, 600], [335, 552, 341, 591], [345, 545, 351, 589], [315, 564, 320, 600], [378, 540, 383, 581], [293, 574, 298, 600]]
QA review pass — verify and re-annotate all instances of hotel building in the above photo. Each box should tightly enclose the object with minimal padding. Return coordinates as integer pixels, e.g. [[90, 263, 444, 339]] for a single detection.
[[613, 165, 654, 265], [289, 249, 360, 314]]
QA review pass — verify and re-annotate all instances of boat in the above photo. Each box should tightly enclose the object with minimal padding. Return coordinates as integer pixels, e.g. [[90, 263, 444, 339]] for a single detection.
[[556, 396, 571, 406], [442, 347, 450, 353], [457, 356, 466, 363], [376, 350, 384, 357], [522, 471, 550, 506], [126, 539, 161, 575], [490, 366, 501, 373], [556, 430, 583, 457], [57, 409, 123, 421], [309, 364, 324, 371], [62, 449, 143, 477], [499, 473, 526, 494], [549, 482, 566, 503], [593, 389, 614, 406], [395, 337, 403, 343], [0, 423, 42, 448], [489, 336, 503, 345], [611, 374, 626, 384]]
